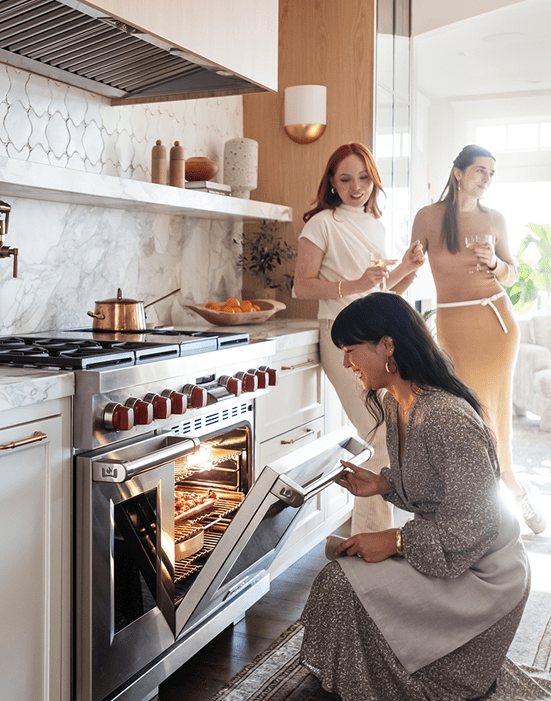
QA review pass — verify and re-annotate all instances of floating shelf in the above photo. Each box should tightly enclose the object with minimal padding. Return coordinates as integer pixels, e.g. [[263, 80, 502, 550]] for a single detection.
[[0, 156, 292, 223]]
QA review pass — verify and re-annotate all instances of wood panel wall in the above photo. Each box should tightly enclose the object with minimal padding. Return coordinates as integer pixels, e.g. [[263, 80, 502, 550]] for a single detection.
[[243, 0, 376, 319]]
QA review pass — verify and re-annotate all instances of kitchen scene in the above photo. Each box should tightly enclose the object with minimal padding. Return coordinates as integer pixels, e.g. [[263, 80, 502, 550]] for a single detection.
[[0, 2, 366, 701], [2, 1, 550, 701]]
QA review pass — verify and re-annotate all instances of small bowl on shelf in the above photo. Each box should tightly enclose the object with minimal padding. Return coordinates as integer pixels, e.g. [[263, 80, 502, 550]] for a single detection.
[[186, 299, 286, 326]]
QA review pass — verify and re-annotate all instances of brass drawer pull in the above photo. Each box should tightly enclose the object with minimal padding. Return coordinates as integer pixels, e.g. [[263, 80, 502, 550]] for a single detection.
[[281, 359, 316, 371], [281, 429, 315, 445], [0, 430, 48, 450]]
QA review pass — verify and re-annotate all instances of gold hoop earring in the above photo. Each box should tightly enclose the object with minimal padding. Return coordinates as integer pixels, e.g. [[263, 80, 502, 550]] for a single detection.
[[331, 187, 336, 195], [385, 356, 397, 374]]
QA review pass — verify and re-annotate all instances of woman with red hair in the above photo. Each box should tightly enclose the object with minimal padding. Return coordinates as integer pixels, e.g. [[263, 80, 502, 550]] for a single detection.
[[294, 142, 424, 533]]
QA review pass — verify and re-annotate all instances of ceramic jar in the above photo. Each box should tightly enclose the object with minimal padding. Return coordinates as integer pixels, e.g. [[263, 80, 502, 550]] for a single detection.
[[223, 138, 258, 199]]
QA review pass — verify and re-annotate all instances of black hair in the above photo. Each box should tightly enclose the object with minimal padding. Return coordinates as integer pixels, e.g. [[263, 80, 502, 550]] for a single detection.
[[331, 293, 483, 432]]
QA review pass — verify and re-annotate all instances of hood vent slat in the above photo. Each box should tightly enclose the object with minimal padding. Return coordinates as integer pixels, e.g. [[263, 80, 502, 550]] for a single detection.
[[0, 0, 266, 102]]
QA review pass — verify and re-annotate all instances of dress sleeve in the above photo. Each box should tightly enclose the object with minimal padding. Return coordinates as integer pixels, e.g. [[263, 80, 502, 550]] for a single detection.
[[298, 213, 329, 253], [402, 401, 501, 579]]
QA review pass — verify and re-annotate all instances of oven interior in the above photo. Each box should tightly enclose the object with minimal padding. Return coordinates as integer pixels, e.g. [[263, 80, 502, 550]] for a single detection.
[[112, 423, 251, 633]]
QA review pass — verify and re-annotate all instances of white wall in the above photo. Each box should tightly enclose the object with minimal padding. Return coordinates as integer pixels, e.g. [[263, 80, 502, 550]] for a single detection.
[[0, 63, 244, 334]]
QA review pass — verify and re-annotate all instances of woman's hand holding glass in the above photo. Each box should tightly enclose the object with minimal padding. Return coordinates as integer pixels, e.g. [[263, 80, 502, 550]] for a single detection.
[[465, 233, 494, 272], [370, 259, 397, 291], [358, 263, 389, 292], [336, 460, 391, 497]]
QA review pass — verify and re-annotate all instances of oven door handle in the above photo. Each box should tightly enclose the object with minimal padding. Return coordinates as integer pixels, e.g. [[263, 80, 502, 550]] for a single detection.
[[270, 439, 374, 507], [92, 436, 200, 482]]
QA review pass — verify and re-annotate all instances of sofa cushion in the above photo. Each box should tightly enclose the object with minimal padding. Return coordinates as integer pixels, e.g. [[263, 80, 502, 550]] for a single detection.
[[531, 315, 551, 351]]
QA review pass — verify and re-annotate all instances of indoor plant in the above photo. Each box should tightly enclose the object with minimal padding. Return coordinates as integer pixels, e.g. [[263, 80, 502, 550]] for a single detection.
[[504, 223, 551, 314], [236, 219, 295, 293]]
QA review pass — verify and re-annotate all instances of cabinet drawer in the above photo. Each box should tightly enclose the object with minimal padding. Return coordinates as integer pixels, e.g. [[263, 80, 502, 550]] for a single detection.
[[256, 351, 323, 442], [257, 417, 324, 477]]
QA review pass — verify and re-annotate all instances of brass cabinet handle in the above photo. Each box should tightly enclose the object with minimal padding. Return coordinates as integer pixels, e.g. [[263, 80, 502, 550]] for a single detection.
[[280, 359, 316, 371], [0, 430, 48, 450], [281, 429, 315, 445]]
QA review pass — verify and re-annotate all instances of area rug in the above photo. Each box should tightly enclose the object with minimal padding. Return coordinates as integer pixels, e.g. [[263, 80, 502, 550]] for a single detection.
[[207, 612, 551, 701]]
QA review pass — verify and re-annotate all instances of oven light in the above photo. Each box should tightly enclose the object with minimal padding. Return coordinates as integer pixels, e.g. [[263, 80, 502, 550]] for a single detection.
[[185, 447, 215, 471]]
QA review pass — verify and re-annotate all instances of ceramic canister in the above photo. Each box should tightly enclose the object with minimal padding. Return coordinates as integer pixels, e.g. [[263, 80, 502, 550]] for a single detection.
[[223, 138, 258, 199]]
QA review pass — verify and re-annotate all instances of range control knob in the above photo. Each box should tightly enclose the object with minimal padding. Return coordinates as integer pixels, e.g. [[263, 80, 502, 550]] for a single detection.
[[258, 365, 278, 386], [144, 392, 171, 420], [248, 368, 269, 389], [218, 375, 242, 396], [161, 389, 187, 414], [234, 371, 258, 393], [182, 384, 208, 409], [104, 402, 134, 432], [125, 397, 153, 425]]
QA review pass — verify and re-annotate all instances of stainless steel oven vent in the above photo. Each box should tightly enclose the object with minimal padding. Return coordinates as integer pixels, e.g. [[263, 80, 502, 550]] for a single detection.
[[0, 0, 265, 102]]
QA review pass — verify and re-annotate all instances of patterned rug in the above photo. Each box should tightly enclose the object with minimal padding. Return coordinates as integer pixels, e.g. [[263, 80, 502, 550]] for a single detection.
[[207, 605, 551, 701]]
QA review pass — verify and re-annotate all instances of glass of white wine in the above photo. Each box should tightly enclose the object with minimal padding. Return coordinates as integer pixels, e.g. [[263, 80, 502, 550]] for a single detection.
[[465, 234, 492, 272], [371, 259, 397, 291]]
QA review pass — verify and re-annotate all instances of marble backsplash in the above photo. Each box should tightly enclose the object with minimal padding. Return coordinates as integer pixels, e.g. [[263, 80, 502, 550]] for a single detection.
[[0, 62, 244, 334]]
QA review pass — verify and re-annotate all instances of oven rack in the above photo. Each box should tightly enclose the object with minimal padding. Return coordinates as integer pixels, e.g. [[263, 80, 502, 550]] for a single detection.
[[174, 448, 242, 479], [175, 498, 242, 541]]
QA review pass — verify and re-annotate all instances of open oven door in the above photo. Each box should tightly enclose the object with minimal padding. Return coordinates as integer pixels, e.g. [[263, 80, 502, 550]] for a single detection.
[[173, 424, 372, 637]]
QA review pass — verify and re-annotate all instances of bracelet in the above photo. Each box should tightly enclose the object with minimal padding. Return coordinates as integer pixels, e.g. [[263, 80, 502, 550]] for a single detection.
[[395, 527, 403, 556], [487, 259, 499, 271], [337, 280, 343, 298]]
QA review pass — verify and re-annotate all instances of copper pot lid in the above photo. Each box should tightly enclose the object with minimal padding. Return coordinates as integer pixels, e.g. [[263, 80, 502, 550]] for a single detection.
[[96, 289, 142, 305]]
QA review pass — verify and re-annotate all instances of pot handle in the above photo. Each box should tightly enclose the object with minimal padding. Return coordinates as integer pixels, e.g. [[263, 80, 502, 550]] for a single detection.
[[87, 311, 106, 320], [144, 288, 181, 309]]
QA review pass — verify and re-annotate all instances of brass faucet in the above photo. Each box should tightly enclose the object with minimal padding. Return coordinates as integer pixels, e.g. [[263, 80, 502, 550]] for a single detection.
[[0, 200, 18, 277]]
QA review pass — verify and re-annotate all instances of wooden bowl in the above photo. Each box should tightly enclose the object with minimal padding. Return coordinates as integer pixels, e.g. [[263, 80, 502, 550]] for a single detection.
[[186, 299, 286, 326], [185, 157, 219, 182]]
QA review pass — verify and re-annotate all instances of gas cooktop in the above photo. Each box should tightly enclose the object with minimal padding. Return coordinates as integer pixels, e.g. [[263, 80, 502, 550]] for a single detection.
[[0, 329, 250, 370]]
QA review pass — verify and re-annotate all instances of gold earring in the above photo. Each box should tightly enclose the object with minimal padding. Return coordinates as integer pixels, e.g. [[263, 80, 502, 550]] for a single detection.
[[385, 356, 397, 374], [331, 187, 336, 195]]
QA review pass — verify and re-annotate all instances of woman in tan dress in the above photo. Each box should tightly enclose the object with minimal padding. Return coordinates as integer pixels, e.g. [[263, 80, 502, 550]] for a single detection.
[[410, 144, 545, 534]]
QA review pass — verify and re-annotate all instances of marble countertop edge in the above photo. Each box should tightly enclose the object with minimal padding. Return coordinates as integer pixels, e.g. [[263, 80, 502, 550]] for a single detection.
[[0, 368, 75, 412]]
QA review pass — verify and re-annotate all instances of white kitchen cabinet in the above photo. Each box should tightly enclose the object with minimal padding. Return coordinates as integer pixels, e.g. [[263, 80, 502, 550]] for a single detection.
[[255, 342, 353, 578], [0, 398, 72, 701], [82, 0, 278, 92]]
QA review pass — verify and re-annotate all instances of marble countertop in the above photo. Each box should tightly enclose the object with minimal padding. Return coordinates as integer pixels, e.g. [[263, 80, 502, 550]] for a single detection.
[[0, 367, 75, 412], [182, 318, 320, 354]]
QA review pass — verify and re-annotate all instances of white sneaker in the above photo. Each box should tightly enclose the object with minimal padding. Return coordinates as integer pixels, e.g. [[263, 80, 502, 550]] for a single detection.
[[516, 479, 547, 535]]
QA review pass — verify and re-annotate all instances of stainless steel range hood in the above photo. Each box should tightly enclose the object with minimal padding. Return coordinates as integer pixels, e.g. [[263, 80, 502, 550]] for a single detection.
[[0, 0, 268, 104]]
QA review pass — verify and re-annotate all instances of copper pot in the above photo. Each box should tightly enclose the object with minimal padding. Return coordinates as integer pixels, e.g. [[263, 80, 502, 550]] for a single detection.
[[87, 288, 180, 331]]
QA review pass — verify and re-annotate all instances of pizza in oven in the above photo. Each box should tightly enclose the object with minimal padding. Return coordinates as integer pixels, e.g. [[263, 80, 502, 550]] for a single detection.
[[175, 489, 217, 518]]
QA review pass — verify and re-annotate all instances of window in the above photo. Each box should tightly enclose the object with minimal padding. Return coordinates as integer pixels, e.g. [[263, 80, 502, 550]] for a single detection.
[[475, 121, 551, 152]]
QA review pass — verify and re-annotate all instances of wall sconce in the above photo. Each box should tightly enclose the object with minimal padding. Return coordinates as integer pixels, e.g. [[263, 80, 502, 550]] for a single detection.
[[284, 85, 326, 144]]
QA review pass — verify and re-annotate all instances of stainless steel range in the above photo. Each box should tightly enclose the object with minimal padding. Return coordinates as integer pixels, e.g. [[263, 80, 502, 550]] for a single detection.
[[0, 329, 371, 701]]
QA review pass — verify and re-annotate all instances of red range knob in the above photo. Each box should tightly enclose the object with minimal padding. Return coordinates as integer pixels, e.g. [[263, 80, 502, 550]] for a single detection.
[[182, 384, 208, 409], [161, 389, 187, 414], [104, 402, 134, 432], [125, 397, 153, 425], [144, 392, 171, 420], [218, 375, 242, 396], [249, 368, 269, 389], [235, 371, 258, 393], [258, 365, 278, 386]]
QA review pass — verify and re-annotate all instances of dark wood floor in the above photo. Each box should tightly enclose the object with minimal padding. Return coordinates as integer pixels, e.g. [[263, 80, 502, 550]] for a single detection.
[[157, 523, 349, 701]]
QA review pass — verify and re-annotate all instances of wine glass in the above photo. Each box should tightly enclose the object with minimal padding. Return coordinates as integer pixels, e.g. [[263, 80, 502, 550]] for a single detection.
[[371, 258, 397, 291], [465, 234, 492, 272]]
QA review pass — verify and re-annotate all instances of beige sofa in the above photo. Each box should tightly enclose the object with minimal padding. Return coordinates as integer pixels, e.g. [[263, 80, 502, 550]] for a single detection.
[[513, 314, 551, 431]]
